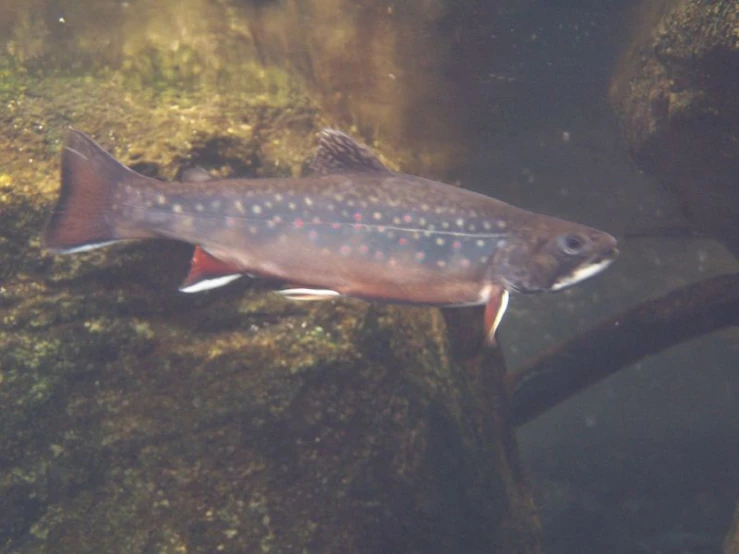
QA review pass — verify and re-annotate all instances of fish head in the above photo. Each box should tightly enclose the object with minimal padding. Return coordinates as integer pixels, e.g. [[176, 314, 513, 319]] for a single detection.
[[494, 220, 618, 294]]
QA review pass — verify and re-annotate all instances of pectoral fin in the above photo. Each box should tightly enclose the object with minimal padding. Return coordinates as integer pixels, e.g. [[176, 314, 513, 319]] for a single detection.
[[484, 288, 509, 346]]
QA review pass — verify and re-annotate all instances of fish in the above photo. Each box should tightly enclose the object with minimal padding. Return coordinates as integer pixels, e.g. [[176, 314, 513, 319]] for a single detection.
[[43, 128, 618, 344]]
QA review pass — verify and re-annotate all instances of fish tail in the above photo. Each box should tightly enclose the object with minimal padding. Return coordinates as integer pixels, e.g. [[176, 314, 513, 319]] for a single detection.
[[43, 129, 151, 253]]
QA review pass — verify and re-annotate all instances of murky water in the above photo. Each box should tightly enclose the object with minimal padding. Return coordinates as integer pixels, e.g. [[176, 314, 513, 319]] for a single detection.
[[1, 1, 737, 553]]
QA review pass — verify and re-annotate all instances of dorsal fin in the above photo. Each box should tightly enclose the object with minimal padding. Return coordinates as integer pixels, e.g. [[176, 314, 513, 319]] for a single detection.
[[309, 129, 392, 175]]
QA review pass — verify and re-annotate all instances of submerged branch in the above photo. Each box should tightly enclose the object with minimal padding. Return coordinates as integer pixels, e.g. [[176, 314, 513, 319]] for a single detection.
[[509, 272, 739, 426]]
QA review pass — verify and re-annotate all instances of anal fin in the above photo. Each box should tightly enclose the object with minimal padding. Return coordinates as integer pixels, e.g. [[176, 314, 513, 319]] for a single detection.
[[180, 247, 243, 293]]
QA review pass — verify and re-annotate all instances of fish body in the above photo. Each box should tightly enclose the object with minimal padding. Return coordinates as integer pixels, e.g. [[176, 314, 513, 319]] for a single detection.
[[44, 129, 618, 342]]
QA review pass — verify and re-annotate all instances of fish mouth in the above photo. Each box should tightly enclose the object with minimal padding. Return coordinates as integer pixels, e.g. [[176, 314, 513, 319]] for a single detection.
[[550, 249, 618, 292]]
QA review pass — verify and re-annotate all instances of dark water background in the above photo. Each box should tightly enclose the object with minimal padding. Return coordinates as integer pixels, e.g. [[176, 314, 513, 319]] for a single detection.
[[472, 2, 739, 553], [1, 0, 738, 552]]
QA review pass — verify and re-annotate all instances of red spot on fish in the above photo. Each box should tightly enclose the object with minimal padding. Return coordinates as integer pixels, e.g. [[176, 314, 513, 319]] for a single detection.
[[340, 245, 352, 256], [294, 218, 304, 229], [331, 222, 341, 229], [398, 237, 408, 246], [453, 240, 462, 249], [354, 213, 363, 222], [403, 214, 412, 223], [308, 230, 319, 240], [415, 252, 425, 261], [359, 245, 368, 254], [374, 251, 385, 261]]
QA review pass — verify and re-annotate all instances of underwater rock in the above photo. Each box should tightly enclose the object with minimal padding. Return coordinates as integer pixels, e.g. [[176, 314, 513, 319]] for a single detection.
[[726, 501, 739, 554], [0, 73, 541, 553], [609, 0, 739, 258], [0, 0, 515, 177]]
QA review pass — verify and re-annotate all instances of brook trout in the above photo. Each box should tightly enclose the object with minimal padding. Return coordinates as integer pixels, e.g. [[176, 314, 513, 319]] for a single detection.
[[44, 129, 618, 343]]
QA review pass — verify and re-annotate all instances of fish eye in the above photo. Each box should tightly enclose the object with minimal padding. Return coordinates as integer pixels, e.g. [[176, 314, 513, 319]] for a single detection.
[[558, 234, 587, 255]]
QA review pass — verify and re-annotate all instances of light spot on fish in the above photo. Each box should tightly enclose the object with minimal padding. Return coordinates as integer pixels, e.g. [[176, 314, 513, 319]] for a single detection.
[[456, 218, 464, 227], [248, 225, 257, 234], [483, 221, 492, 230], [305, 197, 314, 207], [393, 217, 401, 225], [442, 222, 450, 229], [461, 259, 471, 268], [421, 204, 430, 211], [252, 204, 262, 215], [233, 201, 245, 213], [195, 203, 204, 212], [497, 221, 507, 229], [172, 204, 183, 213], [373, 212, 382, 220], [312, 216, 322, 224], [468, 224, 476, 232], [212, 200, 221, 209], [156, 194, 167, 206], [288, 202, 296, 210], [437, 260, 447, 268], [265, 201, 273, 208], [419, 217, 427, 226], [308, 230, 319, 240], [275, 193, 283, 202], [436, 238, 445, 246]]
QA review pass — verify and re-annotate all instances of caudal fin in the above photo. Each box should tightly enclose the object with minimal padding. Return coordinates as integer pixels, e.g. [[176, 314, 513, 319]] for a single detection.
[[43, 129, 142, 253]]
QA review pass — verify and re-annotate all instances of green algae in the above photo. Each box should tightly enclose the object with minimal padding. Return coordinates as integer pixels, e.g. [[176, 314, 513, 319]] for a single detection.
[[0, 3, 542, 549]]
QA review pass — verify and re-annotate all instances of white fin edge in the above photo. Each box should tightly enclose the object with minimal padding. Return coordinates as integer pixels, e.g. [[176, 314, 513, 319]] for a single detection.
[[50, 240, 121, 254], [180, 275, 243, 293], [277, 288, 341, 301], [486, 289, 510, 344]]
